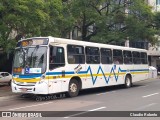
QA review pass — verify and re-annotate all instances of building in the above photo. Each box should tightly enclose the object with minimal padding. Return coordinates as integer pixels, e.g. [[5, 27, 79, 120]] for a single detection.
[[67, 0, 160, 68], [147, 0, 160, 12], [146, 0, 160, 68]]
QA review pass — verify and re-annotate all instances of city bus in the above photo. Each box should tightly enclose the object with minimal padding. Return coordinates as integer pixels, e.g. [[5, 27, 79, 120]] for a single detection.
[[12, 36, 149, 97]]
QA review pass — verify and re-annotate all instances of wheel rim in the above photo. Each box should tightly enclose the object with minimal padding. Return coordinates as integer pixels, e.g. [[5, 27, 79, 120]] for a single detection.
[[70, 83, 77, 93], [126, 78, 131, 87]]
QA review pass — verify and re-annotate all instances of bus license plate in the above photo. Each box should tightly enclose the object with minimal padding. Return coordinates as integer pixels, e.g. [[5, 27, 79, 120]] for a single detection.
[[20, 88, 27, 92]]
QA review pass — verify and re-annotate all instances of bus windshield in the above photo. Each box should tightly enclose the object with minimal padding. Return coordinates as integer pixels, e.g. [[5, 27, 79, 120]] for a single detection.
[[13, 46, 47, 74]]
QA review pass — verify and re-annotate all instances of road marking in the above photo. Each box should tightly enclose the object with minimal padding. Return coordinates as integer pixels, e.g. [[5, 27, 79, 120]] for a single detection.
[[64, 106, 106, 118], [135, 103, 157, 110], [88, 106, 106, 111], [142, 93, 159, 98], [9, 102, 53, 111], [96, 93, 106, 95], [96, 91, 116, 95], [139, 85, 149, 88]]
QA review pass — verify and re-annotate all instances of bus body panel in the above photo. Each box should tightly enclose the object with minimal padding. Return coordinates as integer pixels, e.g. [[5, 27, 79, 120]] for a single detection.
[[12, 36, 149, 95]]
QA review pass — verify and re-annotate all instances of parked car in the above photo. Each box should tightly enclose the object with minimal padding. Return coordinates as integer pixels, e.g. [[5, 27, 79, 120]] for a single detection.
[[0, 72, 12, 86]]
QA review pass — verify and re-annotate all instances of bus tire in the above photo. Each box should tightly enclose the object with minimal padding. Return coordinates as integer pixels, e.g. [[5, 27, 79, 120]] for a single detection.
[[67, 79, 79, 97], [124, 75, 132, 88]]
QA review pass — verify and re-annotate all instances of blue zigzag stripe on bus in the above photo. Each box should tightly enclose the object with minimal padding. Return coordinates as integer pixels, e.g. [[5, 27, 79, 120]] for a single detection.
[[77, 65, 128, 84], [13, 67, 149, 81], [86, 65, 123, 84], [46, 66, 149, 85]]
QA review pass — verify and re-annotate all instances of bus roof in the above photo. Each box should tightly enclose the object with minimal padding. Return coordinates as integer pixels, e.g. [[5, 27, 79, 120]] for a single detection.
[[52, 37, 147, 52], [19, 36, 147, 52]]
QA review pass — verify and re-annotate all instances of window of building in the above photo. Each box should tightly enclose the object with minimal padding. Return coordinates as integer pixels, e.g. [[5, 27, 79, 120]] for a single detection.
[[113, 49, 123, 64], [157, 0, 160, 5], [132, 51, 141, 64], [141, 52, 148, 64], [100, 48, 112, 64], [67, 45, 85, 64], [85, 47, 100, 64], [49, 46, 65, 69], [123, 50, 132, 64], [4, 73, 9, 76]]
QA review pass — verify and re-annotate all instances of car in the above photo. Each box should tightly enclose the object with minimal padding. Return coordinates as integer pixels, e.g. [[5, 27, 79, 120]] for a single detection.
[[0, 72, 12, 86]]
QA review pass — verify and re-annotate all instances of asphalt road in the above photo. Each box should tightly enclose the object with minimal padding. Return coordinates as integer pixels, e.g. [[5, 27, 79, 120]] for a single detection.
[[0, 78, 160, 120]]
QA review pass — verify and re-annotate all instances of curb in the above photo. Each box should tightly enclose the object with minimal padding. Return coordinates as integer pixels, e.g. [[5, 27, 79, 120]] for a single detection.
[[0, 95, 18, 101]]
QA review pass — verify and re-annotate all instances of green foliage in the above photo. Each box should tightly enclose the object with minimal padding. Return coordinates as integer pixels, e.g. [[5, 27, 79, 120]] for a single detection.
[[154, 12, 160, 35], [0, 0, 158, 54], [65, 0, 156, 44], [0, 0, 63, 53]]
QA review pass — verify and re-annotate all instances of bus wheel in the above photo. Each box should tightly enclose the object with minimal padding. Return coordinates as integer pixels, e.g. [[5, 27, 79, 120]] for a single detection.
[[67, 79, 79, 97], [124, 75, 132, 88]]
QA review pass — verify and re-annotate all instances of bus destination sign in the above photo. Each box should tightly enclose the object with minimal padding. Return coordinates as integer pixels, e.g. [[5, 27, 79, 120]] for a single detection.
[[17, 38, 48, 47]]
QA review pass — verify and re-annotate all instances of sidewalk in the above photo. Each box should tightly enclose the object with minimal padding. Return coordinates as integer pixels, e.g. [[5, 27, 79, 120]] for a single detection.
[[0, 85, 22, 101], [0, 84, 17, 97]]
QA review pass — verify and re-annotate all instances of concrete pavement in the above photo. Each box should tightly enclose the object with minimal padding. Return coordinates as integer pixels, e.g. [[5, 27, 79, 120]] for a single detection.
[[0, 77, 158, 98], [0, 78, 160, 119]]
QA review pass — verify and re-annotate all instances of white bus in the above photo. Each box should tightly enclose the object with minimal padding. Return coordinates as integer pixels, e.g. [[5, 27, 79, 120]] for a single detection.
[[12, 36, 149, 97]]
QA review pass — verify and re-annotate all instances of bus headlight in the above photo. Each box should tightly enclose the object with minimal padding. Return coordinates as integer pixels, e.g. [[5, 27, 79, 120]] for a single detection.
[[12, 79, 16, 84], [38, 74, 46, 84], [41, 74, 46, 80]]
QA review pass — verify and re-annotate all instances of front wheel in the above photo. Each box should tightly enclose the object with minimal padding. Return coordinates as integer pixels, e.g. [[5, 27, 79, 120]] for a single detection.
[[124, 75, 132, 88], [67, 79, 79, 97]]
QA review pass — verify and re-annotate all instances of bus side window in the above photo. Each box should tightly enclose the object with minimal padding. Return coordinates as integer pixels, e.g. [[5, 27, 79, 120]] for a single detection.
[[67, 45, 85, 64], [85, 47, 100, 64], [49, 46, 65, 70], [100, 48, 112, 64], [141, 52, 148, 64], [132, 51, 141, 64], [113, 49, 123, 64], [123, 50, 132, 64]]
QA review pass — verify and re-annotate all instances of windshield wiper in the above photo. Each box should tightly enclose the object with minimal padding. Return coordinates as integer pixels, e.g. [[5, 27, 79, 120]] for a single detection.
[[30, 45, 40, 67]]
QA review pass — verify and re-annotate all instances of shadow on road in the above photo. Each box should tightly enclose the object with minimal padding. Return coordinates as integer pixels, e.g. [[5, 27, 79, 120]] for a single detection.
[[0, 84, 9, 88], [0, 84, 145, 102], [78, 84, 143, 97]]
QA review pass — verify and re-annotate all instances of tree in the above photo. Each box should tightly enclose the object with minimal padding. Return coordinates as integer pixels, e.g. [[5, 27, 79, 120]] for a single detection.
[[0, 0, 44, 52], [65, 0, 155, 44], [64, 0, 105, 41], [0, 0, 64, 53], [153, 12, 160, 35], [125, 0, 156, 42], [39, 0, 73, 37]]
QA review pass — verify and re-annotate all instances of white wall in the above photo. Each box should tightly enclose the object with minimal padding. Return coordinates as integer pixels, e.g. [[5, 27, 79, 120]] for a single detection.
[[147, 0, 160, 12]]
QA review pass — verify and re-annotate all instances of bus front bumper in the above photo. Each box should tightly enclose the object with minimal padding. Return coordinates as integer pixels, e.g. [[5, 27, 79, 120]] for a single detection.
[[11, 81, 49, 94]]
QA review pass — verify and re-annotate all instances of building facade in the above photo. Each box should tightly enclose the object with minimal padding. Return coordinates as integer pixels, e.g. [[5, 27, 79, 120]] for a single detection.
[[147, 0, 160, 12], [147, 0, 160, 68]]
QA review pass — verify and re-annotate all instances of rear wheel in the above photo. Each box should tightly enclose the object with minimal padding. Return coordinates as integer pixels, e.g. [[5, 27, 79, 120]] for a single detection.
[[67, 79, 79, 97], [124, 75, 132, 88]]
